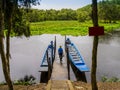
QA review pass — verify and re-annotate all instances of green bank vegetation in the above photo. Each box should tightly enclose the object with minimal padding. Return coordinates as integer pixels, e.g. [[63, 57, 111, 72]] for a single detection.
[[4, 0, 120, 36], [0, 75, 36, 85], [101, 76, 120, 82], [30, 20, 120, 36]]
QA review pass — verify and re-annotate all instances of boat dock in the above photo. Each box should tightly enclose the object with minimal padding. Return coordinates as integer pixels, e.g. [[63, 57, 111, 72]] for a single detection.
[[51, 50, 68, 80], [39, 36, 89, 90]]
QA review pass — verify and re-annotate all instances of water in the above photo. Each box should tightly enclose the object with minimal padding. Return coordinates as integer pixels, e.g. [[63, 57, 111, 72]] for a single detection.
[[0, 32, 120, 83]]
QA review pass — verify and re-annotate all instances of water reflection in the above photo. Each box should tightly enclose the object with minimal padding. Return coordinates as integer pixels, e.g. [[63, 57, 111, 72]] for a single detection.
[[99, 31, 120, 46], [0, 32, 120, 83]]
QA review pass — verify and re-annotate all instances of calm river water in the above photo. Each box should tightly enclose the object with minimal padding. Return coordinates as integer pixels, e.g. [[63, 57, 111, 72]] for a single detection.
[[0, 32, 120, 83]]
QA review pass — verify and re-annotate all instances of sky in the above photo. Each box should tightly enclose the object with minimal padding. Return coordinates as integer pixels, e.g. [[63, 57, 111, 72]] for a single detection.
[[32, 0, 102, 10]]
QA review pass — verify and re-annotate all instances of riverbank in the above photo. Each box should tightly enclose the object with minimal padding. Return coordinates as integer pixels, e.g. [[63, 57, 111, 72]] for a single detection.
[[30, 21, 120, 36], [0, 81, 120, 90]]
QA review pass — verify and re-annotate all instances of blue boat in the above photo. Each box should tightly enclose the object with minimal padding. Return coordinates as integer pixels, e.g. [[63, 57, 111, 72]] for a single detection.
[[40, 38, 56, 83], [40, 41, 54, 68], [66, 38, 89, 72]]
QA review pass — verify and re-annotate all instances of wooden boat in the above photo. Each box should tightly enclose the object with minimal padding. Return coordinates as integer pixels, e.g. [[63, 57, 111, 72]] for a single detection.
[[40, 41, 54, 67], [40, 41, 55, 83], [65, 38, 89, 72]]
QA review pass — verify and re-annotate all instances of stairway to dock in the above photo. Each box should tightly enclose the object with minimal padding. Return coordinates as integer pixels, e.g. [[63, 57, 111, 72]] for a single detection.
[[46, 80, 74, 90]]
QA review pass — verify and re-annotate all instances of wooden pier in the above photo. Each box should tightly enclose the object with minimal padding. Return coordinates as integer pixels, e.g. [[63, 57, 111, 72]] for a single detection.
[[39, 36, 88, 89], [51, 49, 68, 80]]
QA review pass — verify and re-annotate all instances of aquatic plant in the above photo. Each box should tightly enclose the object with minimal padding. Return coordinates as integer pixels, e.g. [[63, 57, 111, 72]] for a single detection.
[[101, 76, 120, 82], [13, 75, 36, 85]]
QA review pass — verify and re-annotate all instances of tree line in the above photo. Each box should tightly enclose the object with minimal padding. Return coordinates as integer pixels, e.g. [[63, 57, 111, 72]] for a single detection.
[[27, 0, 120, 23]]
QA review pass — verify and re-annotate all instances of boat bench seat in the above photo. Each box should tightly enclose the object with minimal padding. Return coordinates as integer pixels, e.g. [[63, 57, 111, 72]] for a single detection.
[[73, 59, 79, 61], [39, 67, 48, 72]]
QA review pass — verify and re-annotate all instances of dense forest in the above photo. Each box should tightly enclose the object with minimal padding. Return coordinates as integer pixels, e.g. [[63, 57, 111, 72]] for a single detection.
[[25, 0, 120, 23]]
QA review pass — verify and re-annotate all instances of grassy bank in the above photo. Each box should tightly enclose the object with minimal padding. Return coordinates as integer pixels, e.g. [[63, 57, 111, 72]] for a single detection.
[[30, 20, 120, 36]]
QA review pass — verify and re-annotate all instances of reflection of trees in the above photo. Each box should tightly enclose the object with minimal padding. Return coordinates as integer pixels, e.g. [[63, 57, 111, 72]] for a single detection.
[[99, 31, 120, 44], [99, 34, 112, 44]]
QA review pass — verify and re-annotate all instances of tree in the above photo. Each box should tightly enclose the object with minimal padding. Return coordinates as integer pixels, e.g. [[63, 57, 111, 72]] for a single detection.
[[77, 5, 91, 22], [77, 11, 88, 22], [98, 0, 120, 23], [91, 0, 99, 90], [0, 0, 14, 90], [0, 0, 41, 90]]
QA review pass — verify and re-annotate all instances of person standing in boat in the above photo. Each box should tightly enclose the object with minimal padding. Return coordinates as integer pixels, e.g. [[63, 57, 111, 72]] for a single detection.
[[58, 46, 63, 62]]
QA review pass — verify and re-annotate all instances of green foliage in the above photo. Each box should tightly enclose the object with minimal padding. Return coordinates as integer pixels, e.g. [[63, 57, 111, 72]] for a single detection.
[[30, 21, 90, 36], [30, 20, 120, 36], [12, 8, 30, 37], [101, 76, 120, 82], [0, 81, 7, 85], [0, 75, 36, 85], [25, 1, 120, 23], [14, 75, 36, 85], [77, 5, 91, 22], [98, 0, 120, 22], [28, 9, 77, 22]]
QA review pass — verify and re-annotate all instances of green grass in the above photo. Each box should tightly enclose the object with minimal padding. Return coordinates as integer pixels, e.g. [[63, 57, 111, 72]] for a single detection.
[[30, 20, 120, 36]]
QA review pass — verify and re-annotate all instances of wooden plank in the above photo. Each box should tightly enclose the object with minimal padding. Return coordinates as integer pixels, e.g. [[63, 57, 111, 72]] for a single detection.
[[46, 80, 51, 90], [67, 80, 74, 90]]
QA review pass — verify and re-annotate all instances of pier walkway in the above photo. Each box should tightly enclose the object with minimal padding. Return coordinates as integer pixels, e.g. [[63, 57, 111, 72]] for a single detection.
[[51, 50, 68, 80], [48, 47, 75, 90]]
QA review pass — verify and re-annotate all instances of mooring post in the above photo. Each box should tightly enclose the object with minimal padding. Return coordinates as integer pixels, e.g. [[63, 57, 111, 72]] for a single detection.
[[67, 48, 70, 80], [50, 41, 54, 65], [48, 57, 52, 80], [65, 35, 66, 52], [54, 36, 56, 61], [46, 50, 52, 81]]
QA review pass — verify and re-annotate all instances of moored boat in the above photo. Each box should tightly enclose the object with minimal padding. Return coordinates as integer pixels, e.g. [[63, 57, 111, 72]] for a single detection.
[[65, 38, 89, 72], [39, 41, 55, 83], [40, 41, 54, 67]]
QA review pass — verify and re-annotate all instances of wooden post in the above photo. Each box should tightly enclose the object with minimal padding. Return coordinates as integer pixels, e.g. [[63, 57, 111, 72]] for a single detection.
[[46, 50, 52, 81], [65, 35, 66, 52], [91, 0, 99, 90], [50, 41, 54, 65], [40, 71, 48, 83], [48, 58, 51, 80], [67, 48, 70, 80], [54, 36, 56, 61]]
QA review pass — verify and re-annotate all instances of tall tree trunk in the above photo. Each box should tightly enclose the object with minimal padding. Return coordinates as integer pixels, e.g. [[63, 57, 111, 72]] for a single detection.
[[91, 0, 98, 90], [0, 1, 13, 90], [6, 15, 12, 73]]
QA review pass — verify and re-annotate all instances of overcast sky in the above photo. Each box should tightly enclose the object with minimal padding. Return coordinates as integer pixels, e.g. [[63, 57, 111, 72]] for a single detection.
[[32, 0, 102, 10]]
